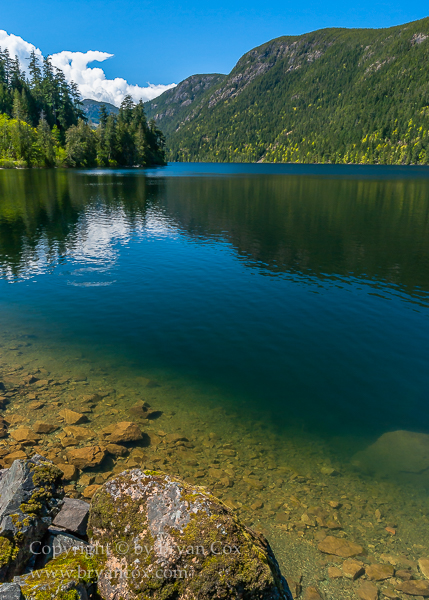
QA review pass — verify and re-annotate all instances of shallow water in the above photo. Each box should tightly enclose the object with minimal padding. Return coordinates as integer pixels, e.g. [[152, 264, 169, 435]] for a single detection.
[[1, 164, 429, 595]]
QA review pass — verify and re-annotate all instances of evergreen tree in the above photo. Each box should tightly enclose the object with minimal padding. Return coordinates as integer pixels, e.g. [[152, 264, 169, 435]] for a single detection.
[[36, 113, 55, 166], [66, 120, 97, 167], [0, 48, 166, 168]]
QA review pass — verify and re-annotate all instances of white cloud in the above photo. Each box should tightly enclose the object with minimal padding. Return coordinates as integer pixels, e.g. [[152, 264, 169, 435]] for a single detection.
[[50, 51, 176, 106], [0, 30, 175, 107], [0, 30, 43, 70]]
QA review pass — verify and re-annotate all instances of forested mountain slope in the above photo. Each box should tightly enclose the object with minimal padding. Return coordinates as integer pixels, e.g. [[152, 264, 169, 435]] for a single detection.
[[145, 74, 225, 136], [146, 18, 429, 164], [82, 99, 118, 125]]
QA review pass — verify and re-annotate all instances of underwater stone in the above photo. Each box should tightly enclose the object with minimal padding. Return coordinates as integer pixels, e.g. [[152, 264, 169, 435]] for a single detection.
[[356, 581, 379, 600], [366, 563, 394, 581], [351, 430, 429, 476], [89, 469, 293, 600], [59, 409, 89, 426], [100, 422, 143, 444], [396, 580, 429, 596], [66, 446, 106, 469], [419, 558, 429, 579], [318, 536, 364, 558]]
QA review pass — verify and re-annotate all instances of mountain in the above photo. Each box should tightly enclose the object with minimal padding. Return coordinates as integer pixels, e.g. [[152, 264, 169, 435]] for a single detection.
[[145, 18, 429, 164], [145, 74, 225, 136], [82, 99, 119, 125]]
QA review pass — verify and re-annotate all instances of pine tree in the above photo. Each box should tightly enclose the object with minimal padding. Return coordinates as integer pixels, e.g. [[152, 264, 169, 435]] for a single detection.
[[36, 113, 55, 166]]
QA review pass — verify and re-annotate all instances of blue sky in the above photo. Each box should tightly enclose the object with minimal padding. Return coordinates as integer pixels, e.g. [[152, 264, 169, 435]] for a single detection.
[[1, 0, 428, 98]]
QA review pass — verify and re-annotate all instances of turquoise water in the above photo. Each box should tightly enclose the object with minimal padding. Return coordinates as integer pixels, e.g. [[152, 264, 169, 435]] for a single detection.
[[0, 164, 429, 445]]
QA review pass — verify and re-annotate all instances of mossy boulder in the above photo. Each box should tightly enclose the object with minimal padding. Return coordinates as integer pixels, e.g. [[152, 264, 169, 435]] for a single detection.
[[15, 552, 100, 599], [89, 469, 292, 600], [0, 455, 64, 582]]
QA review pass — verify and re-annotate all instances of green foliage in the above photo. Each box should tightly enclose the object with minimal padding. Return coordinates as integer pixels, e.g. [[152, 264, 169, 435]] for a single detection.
[[0, 47, 166, 169], [147, 17, 429, 165], [95, 96, 166, 167], [66, 120, 97, 167]]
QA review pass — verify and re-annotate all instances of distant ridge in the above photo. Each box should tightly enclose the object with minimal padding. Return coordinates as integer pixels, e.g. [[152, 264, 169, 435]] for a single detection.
[[82, 99, 119, 125], [145, 17, 429, 164]]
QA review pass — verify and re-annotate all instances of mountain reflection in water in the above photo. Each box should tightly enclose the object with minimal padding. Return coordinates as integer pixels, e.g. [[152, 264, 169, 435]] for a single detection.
[[0, 165, 428, 442]]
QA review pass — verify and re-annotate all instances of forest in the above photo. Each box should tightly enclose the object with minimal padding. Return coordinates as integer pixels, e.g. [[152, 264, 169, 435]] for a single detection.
[[0, 48, 166, 168], [146, 17, 429, 165]]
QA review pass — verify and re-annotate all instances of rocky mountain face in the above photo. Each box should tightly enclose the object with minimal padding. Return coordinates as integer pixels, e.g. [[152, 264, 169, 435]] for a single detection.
[[145, 17, 429, 164], [145, 73, 225, 135]]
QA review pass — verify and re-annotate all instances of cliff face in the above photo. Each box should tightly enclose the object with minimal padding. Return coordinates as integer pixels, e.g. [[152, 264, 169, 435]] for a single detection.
[[145, 74, 225, 135]]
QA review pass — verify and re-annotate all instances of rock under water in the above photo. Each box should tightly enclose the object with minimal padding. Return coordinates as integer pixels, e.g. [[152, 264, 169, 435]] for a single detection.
[[351, 430, 429, 478]]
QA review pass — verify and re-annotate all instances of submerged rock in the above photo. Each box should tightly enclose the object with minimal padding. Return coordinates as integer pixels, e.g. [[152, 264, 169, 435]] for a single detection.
[[66, 446, 106, 470], [356, 581, 378, 600], [317, 536, 364, 558], [352, 430, 429, 476], [396, 580, 429, 596], [89, 469, 292, 600], [0, 455, 64, 582], [366, 563, 394, 581], [100, 422, 143, 444]]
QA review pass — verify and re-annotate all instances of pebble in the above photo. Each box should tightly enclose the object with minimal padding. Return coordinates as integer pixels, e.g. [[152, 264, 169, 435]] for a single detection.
[[366, 564, 395, 581], [82, 484, 101, 499], [101, 422, 143, 443], [357, 581, 379, 600], [396, 580, 429, 596], [67, 445, 106, 469], [57, 463, 78, 481], [342, 558, 365, 580], [59, 408, 88, 425], [396, 569, 413, 581], [10, 427, 40, 445], [419, 558, 429, 579], [33, 421, 58, 434], [318, 536, 365, 558], [328, 566, 343, 579], [302, 586, 323, 600]]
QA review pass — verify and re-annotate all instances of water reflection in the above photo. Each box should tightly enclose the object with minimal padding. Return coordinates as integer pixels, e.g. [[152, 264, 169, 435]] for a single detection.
[[1, 168, 428, 303], [0, 166, 428, 442]]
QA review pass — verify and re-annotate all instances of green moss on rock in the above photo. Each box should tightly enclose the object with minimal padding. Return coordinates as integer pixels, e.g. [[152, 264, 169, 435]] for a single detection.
[[89, 468, 292, 600], [0, 537, 13, 568], [19, 552, 102, 600]]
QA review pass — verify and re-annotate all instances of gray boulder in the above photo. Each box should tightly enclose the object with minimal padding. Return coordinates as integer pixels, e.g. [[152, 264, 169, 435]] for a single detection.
[[0, 583, 23, 600], [0, 455, 64, 582], [52, 497, 89, 538], [13, 574, 93, 600], [35, 527, 89, 568], [89, 469, 293, 600]]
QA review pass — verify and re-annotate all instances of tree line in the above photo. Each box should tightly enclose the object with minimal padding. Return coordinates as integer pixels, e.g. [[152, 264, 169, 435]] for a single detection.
[[0, 48, 166, 168]]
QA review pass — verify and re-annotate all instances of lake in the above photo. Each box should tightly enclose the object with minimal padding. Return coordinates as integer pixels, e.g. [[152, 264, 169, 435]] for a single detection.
[[1, 163, 429, 590]]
